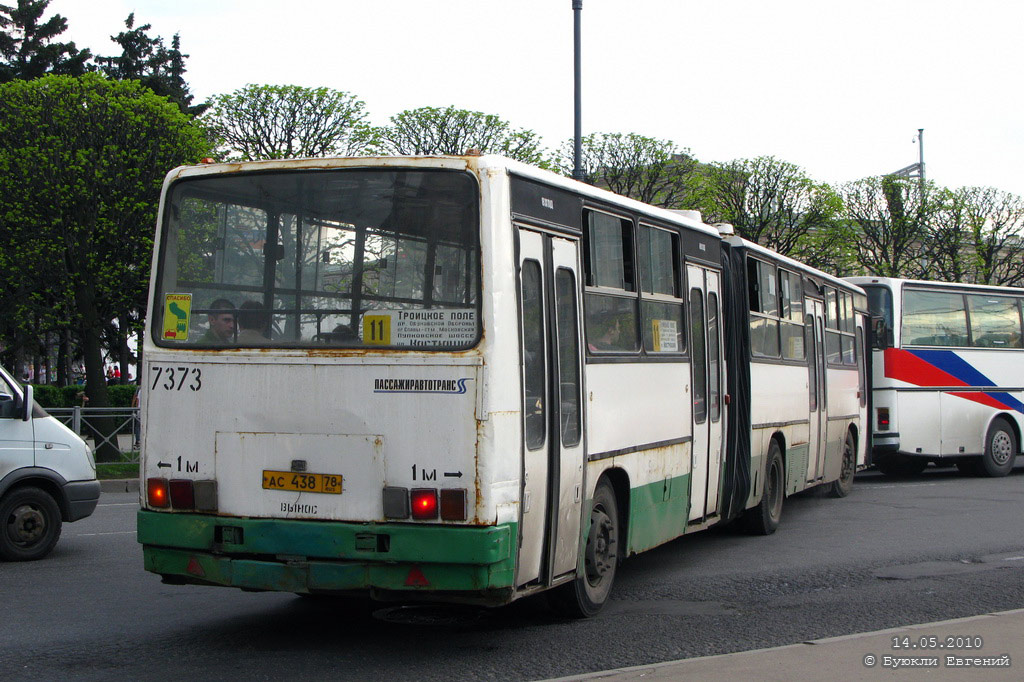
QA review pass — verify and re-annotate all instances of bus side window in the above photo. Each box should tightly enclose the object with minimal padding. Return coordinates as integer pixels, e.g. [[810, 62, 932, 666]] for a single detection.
[[748, 258, 779, 358], [583, 210, 639, 353]]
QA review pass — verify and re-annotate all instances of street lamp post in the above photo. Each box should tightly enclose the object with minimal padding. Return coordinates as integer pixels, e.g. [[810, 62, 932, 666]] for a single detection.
[[572, 0, 584, 181]]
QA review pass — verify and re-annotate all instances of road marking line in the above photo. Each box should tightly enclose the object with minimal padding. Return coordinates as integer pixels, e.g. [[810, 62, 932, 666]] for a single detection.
[[98, 502, 139, 507], [71, 531, 136, 537]]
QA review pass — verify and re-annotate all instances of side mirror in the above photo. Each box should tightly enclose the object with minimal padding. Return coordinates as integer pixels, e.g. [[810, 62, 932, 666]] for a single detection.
[[21, 384, 33, 422]]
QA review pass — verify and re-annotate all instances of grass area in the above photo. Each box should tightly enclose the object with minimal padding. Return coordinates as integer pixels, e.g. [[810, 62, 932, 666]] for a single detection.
[[96, 462, 139, 480]]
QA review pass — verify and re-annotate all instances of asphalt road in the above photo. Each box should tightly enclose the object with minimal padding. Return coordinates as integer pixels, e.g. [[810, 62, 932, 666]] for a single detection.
[[2, 462, 1023, 681]]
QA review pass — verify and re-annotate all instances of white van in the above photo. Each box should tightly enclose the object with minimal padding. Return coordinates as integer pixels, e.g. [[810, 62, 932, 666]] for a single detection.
[[0, 365, 99, 560]]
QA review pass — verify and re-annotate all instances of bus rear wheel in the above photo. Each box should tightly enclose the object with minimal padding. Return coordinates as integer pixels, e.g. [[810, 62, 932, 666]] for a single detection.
[[548, 479, 619, 618], [828, 431, 857, 498], [742, 440, 783, 535], [980, 418, 1017, 478]]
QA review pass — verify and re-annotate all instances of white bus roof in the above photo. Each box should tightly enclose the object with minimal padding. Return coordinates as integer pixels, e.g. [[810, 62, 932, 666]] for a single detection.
[[734, 236, 866, 296], [847, 276, 1024, 296]]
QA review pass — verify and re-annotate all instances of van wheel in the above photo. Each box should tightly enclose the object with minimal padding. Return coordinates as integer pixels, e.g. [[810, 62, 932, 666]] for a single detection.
[[828, 431, 857, 498], [548, 479, 619, 618], [980, 418, 1016, 478], [742, 440, 783, 535], [0, 487, 63, 561]]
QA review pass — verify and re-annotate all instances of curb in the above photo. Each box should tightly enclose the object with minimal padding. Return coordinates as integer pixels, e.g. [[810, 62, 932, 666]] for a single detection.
[[100, 478, 139, 493], [543, 607, 1024, 681]]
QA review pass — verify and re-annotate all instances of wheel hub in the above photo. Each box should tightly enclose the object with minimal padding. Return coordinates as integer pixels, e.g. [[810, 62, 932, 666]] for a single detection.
[[585, 512, 616, 583], [9, 504, 45, 545], [992, 432, 1013, 465]]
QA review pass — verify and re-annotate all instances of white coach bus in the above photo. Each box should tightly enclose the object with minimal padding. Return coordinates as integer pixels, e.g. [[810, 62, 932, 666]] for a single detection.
[[137, 155, 867, 616], [848, 276, 1023, 477]]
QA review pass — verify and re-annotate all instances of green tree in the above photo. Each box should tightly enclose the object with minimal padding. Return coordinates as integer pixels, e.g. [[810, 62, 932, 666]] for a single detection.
[[96, 13, 204, 116], [0, 0, 90, 82], [204, 84, 372, 161], [922, 186, 974, 283], [558, 132, 700, 208], [376, 106, 548, 166], [700, 156, 843, 260], [839, 176, 938, 278], [948, 187, 1024, 286], [0, 73, 209, 457]]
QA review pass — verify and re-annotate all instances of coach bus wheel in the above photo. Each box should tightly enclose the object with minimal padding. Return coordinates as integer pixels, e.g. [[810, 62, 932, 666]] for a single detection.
[[0, 487, 63, 561], [980, 418, 1017, 478], [828, 431, 857, 498], [548, 479, 619, 618], [743, 440, 783, 535]]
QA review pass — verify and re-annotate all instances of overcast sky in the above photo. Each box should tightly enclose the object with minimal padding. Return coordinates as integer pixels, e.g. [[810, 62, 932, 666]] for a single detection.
[[53, 0, 1024, 196]]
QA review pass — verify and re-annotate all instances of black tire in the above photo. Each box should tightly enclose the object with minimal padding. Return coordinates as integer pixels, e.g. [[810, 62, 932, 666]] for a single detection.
[[0, 487, 63, 561], [742, 440, 784, 535], [548, 479, 619, 618], [980, 418, 1017, 478], [828, 431, 857, 498], [875, 454, 928, 477]]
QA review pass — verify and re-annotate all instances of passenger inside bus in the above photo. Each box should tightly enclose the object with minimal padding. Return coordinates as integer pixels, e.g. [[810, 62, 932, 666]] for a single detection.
[[199, 298, 236, 344], [588, 313, 628, 352], [236, 301, 271, 343], [316, 323, 358, 344]]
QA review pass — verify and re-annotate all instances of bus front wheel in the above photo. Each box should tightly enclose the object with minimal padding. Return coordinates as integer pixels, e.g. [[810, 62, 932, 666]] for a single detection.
[[548, 479, 619, 618], [742, 440, 783, 535], [980, 418, 1017, 478]]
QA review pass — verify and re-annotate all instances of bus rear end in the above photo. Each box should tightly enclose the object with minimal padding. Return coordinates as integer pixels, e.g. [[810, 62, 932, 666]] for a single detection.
[[138, 158, 516, 605]]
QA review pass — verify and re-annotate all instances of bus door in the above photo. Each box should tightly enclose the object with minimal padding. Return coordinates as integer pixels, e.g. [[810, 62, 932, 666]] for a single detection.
[[517, 228, 585, 588], [687, 265, 725, 522], [807, 298, 828, 482]]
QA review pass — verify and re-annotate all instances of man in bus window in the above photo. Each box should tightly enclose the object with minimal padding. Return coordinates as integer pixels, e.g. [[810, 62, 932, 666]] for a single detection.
[[236, 300, 271, 343], [588, 312, 625, 352], [200, 298, 236, 344]]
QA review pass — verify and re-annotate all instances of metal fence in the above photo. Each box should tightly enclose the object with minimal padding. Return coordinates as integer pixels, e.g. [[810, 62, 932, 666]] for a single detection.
[[48, 406, 140, 465]]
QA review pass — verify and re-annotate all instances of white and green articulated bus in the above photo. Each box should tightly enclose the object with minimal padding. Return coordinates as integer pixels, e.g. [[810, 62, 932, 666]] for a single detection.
[[138, 155, 867, 616]]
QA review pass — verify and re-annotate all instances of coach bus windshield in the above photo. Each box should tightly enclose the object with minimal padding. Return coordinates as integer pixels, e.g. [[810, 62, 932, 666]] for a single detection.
[[862, 284, 893, 330], [153, 168, 480, 350]]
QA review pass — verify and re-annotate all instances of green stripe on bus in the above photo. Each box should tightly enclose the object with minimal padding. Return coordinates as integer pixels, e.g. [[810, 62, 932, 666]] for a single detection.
[[143, 546, 517, 593], [627, 473, 691, 554], [137, 510, 514, 566]]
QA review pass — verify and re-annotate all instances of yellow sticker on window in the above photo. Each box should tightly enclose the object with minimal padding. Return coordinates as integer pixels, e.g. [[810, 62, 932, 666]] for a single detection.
[[163, 294, 192, 341], [363, 314, 392, 345]]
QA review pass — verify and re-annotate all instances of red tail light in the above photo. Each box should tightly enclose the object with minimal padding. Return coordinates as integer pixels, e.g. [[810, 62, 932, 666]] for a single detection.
[[169, 479, 195, 509], [440, 489, 467, 521], [878, 407, 890, 430], [147, 478, 169, 508], [410, 489, 438, 520]]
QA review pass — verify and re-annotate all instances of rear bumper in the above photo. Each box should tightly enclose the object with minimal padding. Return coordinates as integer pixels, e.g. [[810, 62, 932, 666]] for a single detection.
[[138, 511, 517, 600]]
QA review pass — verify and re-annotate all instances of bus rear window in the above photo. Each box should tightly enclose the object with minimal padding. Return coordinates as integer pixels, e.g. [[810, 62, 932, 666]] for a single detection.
[[153, 169, 480, 350]]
